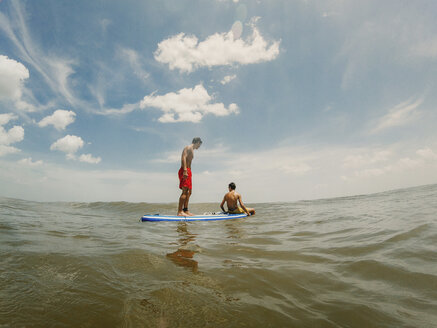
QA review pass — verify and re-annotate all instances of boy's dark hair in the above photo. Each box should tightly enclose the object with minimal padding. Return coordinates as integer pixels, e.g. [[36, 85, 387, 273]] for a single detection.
[[229, 182, 236, 190], [192, 137, 202, 144]]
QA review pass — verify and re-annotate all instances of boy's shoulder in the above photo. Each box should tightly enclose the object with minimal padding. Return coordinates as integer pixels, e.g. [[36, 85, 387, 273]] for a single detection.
[[224, 191, 238, 198]]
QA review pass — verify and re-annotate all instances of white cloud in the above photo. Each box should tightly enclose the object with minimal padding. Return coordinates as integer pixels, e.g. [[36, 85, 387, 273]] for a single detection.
[[50, 135, 84, 156], [371, 98, 422, 134], [341, 145, 437, 182], [322, 12, 339, 18], [417, 147, 437, 160], [411, 39, 437, 58], [153, 143, 230, 164], [140, 84, 239, 123], [79, 153, 101, 164], [0, 125, 24, 145], [0, 145, 21, 156], [192, 143, 437, 202], [342, 150, 392, 168], [18, 157, 43, 166], [38, 109, 76, 130], [349, 156, 422, 179], [231, 147, 314, 177], [157, 144, 314, 179], [0, 55, 29, 101], [0, 113, 24, 156], [154, 23, 280, 73], [0, 159, 175, 202], [0, 113, 18, 125], [50, 135, 101, 163], [398, 157, 421, 169], [2, 142, 437, 203], [221, 74, 237, 85]]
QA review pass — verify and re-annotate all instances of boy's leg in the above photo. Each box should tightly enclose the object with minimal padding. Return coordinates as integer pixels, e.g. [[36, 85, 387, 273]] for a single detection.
[[183, 189, 194, 216], [177, 187, 189, 216]]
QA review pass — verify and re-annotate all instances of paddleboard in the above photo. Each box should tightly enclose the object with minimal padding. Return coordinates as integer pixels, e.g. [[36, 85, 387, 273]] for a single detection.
[[141, 212, 247, 222]]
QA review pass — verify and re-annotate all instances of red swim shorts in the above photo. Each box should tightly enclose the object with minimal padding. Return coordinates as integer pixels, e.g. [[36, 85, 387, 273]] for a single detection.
[[178, 167, 192, 190]]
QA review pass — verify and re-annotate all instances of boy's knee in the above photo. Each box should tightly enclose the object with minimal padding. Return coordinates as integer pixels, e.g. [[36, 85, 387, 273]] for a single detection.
[[182, 188, 192, 196]]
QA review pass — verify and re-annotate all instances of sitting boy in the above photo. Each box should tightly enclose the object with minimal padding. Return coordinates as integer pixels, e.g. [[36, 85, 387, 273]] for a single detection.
[[220, 182, 255, 216]]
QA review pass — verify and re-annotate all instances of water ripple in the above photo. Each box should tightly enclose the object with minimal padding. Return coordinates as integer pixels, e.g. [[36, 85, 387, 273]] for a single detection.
[[1, 184, 437, 327]]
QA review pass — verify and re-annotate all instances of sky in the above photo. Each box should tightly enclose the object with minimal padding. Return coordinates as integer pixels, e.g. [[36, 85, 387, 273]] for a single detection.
[[1, 0, 437, 203]]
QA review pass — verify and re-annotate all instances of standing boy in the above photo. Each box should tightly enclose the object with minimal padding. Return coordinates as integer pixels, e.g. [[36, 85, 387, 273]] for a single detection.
[[177, 137, 202, 216]]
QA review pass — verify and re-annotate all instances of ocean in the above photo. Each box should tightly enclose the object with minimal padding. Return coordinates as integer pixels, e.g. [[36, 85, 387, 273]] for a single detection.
[[1, 184, 437, 327]]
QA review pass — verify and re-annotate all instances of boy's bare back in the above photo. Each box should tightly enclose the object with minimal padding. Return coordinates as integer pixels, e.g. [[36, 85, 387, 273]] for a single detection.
[[224, 190, 240, 211]]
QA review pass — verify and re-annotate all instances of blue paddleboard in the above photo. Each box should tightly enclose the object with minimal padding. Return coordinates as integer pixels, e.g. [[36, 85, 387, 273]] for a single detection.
[[141, 213, 247, 222]]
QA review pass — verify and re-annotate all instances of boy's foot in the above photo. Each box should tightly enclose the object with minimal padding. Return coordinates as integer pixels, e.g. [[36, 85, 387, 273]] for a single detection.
[[184, 210, 195, 216], [177, 211, 187, 217]]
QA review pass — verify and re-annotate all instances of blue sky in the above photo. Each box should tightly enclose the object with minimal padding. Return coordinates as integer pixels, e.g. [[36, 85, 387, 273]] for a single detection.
[[1, 0, 437, 203]]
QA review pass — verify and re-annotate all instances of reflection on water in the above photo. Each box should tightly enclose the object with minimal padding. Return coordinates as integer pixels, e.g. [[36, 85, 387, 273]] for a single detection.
[[225, 220, 246, 243], [166, 223, 199, 273], [166, 220, 247, 273]]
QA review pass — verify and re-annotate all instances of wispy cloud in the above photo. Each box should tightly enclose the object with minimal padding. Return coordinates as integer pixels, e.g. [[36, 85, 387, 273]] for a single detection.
[[88, 48, 151, 114], [116, 47, 150, 81], [101, 102, 140, 116], [0, 158, 175, 202], [417, 147, 437, 160], [335, 3, 426, 90], [99, 18, 111, 33], [0, 1, 79, 109], [340, 144, 437, 181], [371, 98, 423, 134], [411, 39, 437, 58], [342, 150, 392, 168]]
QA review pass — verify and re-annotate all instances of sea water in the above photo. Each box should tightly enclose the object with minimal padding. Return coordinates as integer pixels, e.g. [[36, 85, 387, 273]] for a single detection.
[[1, 184, 437, 327]]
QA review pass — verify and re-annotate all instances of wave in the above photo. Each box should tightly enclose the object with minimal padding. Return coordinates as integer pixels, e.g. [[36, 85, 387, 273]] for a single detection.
[[2, 183, 436, 213]]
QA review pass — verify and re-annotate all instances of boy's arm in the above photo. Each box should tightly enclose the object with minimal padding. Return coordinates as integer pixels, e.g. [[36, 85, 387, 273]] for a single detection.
[[220, 197, 227, 213], [181, 147, 188, 176], [238, 194, 250, 215]]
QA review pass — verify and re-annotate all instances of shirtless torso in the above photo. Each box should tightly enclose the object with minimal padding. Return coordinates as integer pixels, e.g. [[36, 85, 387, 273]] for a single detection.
[[223, 190, 240, 211], [181, 145, 194, 172]]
